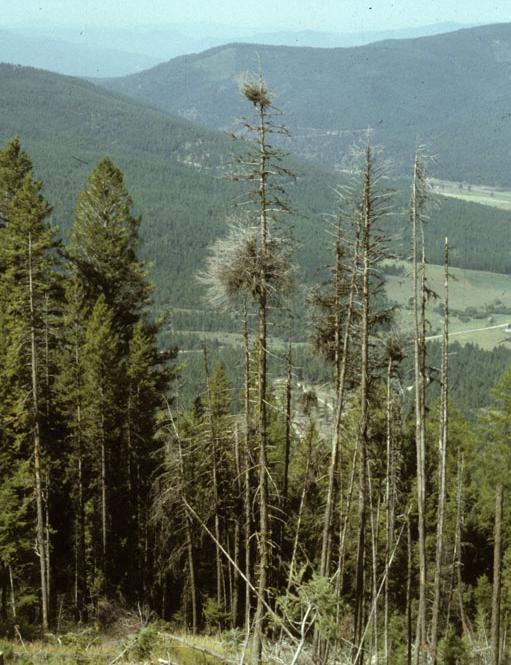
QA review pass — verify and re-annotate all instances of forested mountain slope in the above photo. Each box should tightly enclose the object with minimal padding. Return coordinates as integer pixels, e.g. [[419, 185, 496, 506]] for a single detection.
[[102, 23, 511, 185], [2, 63, 511, 320]]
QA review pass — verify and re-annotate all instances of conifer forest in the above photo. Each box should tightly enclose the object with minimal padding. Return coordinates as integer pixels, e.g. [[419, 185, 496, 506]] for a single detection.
[[1, 74, 511, 665]]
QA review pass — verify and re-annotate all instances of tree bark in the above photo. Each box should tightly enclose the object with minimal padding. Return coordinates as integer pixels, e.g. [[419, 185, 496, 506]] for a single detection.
[[232, 425, 242, 627], [252, 95, 270, 665], [100, 407, 108, 592], [243, 310, 252, 635], [203, 347, 224, 608], [431, 238, 449, 665], [411, 153, 427, 665], [491, 484, 504, 665], [406, 514, 412, 665], [8, 565, 16, 622], [353, 147, 373, 665], [384, 357, 396, 665], [29, 232, 49, 633], [320, 220, 359, 581]]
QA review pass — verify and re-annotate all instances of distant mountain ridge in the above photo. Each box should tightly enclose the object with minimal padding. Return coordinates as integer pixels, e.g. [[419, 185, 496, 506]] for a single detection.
[[240, 22, 470, 48], [100, 22, 511, 186], [0, 28, 160, 77], [3, 21, 470, 66]]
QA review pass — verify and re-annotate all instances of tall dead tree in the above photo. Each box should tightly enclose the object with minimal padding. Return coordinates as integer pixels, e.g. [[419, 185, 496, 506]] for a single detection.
[[282, 338, 293, 509], [157, 400, 198, 633], [201, 78, 293, 664], [410, 149, 429, 665], [243, 307, 253, 634], [203, 347, 224, 607], [431, 238, 449, 664], [491, 484, 504, 665], [29, 231, 49, 633], [250, 80, 273, 665], [318, 203, 360, 583], [311, 207, 360, 665], [352, 143, 393, 664], [383, 336, 404, 665]]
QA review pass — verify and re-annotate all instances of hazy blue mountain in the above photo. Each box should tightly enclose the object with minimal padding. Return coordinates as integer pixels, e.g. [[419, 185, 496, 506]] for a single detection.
[[0, 28, 160, 76], [101, 22, 511, 186], [6, 25, 219, 61], [240, 22, 470, 48], [4, 21, 470, 65]]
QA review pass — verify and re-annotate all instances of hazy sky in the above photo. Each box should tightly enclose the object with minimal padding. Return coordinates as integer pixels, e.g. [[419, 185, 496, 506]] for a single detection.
[[2, 0, 510, 32]]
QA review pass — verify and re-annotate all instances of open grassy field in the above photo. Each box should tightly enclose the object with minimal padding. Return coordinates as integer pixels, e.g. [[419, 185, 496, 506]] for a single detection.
[[385, 261, 511, 350], [431, 178, 511, 211], [173, 262, 511, 354]]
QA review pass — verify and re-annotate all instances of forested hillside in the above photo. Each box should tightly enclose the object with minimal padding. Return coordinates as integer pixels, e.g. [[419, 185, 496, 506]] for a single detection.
[[102, 22, 511, 185], [3, 62, 511, 414], [3, 63, 511, 310]]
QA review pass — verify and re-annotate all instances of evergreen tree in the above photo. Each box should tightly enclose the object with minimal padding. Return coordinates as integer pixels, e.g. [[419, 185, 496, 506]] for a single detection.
[[55, 274, 89, 619], [69, 157, 151, 345], [0, 165, 61, 631], [125, 321, 174, 600], [68, 157, 173, 603], [0, 137, 32, 229], [81, 295, 119, 597]]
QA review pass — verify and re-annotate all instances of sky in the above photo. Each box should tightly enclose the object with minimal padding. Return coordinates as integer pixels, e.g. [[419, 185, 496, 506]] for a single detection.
[[2, 0, 510, 32]]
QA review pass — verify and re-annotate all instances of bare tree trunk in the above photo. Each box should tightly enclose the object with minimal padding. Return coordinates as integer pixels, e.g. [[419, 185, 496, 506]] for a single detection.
[[367, 462, 380, 665], [431, 238, 449, 665], [29, 232, 49, 633], [243, 309, 252, 635], [454, 454, 469, 637], [353, 148, 373, 665], [285, 420, 314, 595], [336, 447, 358, 596], [97, 396, 109, 597], [185, 526, 197, 633], [491, 484, 504, 665], [232, 426, 242, 627], [279, 337, 293, 591], [166, 401, 197, 632], [411, 153, 427, 664], [8, 565, 16, 622], [203, 347, 224, 608], [501, 613, 508, 665], [76, 413, 87, 620], [406, 514, 413, 665], [315, 218, 359, 665], [44, 472, 51, 616], [253, 294, 269, 664], [320, 219, 360, 581], [384, 357, 396, 665], [283, 338, 292, 506], [252, 94, 270, 665]]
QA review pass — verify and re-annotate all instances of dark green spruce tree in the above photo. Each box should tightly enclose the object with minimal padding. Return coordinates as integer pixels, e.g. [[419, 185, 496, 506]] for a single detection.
[[66, 157, 173, 603], [0, 144, 61, 632]]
